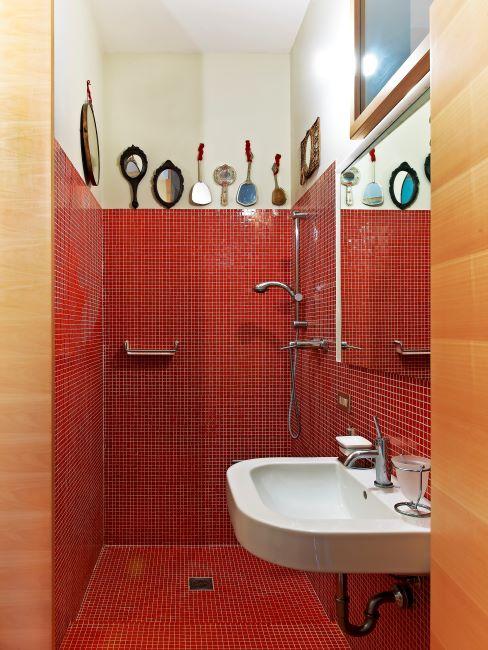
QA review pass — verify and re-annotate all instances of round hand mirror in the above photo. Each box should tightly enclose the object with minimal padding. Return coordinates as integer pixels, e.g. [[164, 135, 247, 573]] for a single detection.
[[80, 101, 100, 186], [152, 160, 184, 209], [340, 166, 360, 206], [120, 145, 148, 209], [389, 162, 419, 210]]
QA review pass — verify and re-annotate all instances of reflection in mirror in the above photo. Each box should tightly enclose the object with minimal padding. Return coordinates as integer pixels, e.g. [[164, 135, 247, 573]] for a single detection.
[[339, 92, 430, 375], [158, 170, 181, 203], [120, 145, 148, 209], [152, 160, 184, 209], [126, 155, 143, 178], [305, 135, 312, 166]]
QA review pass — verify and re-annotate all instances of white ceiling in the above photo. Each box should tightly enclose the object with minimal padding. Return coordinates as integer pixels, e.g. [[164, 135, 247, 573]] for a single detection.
[[90, 0, 311, 53]]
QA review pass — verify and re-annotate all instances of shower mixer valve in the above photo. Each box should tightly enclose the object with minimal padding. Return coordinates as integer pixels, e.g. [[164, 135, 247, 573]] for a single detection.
[[281, 338, 329, 351]]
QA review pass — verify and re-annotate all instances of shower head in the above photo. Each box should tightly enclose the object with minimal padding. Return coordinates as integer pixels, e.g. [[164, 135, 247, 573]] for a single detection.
[[253, 281, 303, 302]]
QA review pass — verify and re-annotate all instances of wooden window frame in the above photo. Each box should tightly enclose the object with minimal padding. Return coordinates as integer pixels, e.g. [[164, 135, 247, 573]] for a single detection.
[[351, 0, 430, 140]]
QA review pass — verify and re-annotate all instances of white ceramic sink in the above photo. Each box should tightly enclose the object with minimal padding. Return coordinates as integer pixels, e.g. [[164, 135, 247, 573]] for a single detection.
[[226, 457, 430, 574]]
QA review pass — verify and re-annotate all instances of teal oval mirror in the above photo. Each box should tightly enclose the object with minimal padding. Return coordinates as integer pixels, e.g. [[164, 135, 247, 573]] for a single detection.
[[389, 162, 419, 210]]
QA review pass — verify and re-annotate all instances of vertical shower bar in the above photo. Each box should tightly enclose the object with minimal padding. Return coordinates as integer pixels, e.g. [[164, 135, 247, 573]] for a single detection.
[[287, 210, 309, 439], [294, 215, 300, 324], [292, 211, 309, 326]]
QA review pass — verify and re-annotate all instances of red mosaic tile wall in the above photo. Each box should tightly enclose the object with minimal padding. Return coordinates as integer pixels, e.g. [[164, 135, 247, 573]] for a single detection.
[[103, 208, 292, 544], [54, 141, 104, 648], [292, 164, 430, 650], [341, 209, 430, 375]]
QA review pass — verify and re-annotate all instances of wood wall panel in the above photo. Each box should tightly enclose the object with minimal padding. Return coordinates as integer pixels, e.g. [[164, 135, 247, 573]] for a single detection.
[[431, 1, 488, 648], [0, 0, 53, 648]]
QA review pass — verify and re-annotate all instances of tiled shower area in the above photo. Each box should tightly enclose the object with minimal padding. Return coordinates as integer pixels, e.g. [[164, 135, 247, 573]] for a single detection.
[[54, 143, 430, 649]]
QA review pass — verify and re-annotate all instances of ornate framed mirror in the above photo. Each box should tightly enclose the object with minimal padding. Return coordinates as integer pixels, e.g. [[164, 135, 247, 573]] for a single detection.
[[152, 160, 184, 209], [389, 162, 420, 210], [80, 101, 100, 186], [300, 117, 320, 185], [120, 145, 148, 209]]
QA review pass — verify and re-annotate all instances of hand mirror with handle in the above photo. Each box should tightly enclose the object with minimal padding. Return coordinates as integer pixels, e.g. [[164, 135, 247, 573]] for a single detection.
[[190, 143, 212, 205], [214, 164, 236, 207]]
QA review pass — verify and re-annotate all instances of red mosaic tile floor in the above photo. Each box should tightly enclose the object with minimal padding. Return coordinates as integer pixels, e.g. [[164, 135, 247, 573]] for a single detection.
[[60, 546, 349, 649]]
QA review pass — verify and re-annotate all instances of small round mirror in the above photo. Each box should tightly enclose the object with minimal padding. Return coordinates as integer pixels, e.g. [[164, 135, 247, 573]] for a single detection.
[[120, 145, 148, 209], [389, 162, 419, 210], [152, 160, 184, 209], [341, 168, 360, 186], [80, 102, 100, 186]]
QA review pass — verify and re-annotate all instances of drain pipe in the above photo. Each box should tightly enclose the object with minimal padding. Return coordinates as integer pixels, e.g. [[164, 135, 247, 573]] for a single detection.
[[335, 574, 414, 637]]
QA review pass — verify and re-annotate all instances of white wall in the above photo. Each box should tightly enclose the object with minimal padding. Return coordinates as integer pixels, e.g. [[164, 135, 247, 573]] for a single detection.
[[103, 53, 291, 209], [202, 54, 291, 211], [340, 99, 431, 210], [290, 0, 357, 204], [54, 0, 104, 202], [103, 53, 201, 209]]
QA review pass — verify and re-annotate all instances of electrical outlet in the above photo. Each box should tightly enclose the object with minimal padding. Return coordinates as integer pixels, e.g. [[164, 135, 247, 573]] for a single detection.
[[337, 392, 351, 412]]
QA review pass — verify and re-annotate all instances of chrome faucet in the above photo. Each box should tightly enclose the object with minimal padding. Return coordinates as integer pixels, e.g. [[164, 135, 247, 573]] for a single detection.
[[343, 416, 393, 488], [253, 281, 303, 303]]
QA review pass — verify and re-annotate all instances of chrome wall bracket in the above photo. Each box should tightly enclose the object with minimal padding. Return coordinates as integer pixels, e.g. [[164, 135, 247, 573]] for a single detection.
[[393, 340, 430, 356], [124, 340, 179, 356]]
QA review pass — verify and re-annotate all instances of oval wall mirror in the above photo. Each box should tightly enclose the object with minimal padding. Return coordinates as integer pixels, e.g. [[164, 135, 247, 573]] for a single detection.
[[120, 145, 148, 209], [389, 162, 419, 210], [152, 160, 184, 209], [80, 101, 100, 186]]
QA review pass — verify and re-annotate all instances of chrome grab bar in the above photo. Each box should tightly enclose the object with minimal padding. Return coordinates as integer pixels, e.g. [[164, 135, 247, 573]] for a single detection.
[[341, 341, 362, 351], [393, 340, 430, 356], [281, 338, 329, 351], [124, 340, 179, 356]]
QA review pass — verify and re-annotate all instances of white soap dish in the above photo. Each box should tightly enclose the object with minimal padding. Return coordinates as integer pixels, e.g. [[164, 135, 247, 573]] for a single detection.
[[336, 435, 373, 458]]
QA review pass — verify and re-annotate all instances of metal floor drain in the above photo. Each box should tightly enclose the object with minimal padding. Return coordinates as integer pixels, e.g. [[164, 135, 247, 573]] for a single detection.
[[188, 577, 214, 591]]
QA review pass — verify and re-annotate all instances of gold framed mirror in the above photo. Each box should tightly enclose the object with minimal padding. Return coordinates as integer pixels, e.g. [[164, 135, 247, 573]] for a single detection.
[[300, 117, 320, 185]]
